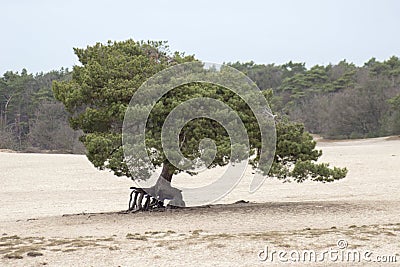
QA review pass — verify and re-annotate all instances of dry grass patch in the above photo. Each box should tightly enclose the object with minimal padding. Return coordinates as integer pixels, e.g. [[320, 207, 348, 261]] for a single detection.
[[191, 229, 203, 236], [62, 248, 77, 253], [126, 233, 148, 241], [3, 253, 23, 259], [206, 243, 226, 248], [27, 251, 43, 257]]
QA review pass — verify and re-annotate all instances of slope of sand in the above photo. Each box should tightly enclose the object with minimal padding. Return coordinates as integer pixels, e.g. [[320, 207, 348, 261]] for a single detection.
[[0, 137, 399, 266]]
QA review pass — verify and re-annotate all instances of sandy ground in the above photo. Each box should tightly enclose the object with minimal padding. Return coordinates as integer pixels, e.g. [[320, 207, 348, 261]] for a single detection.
[[0, 136, 399, 266]]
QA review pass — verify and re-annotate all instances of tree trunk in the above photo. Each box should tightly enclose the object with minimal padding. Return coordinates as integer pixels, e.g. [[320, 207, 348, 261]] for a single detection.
[[160, 162, 173, 182], [155, 162, 185, 207], [4, 94, 13, 127]]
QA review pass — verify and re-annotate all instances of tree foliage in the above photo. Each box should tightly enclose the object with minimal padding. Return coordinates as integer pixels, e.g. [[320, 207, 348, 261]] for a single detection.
[[270, 118, 347, 182], [53, 40, 195, 178], [0, 68, 82, 152], [230, 56, 400, 139], [53, 39, 347, 184]]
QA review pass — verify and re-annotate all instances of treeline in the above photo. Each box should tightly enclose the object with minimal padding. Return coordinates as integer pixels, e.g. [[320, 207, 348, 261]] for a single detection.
[[229, 56, 400, 139], [0, 68, 84, 153], [1, 56, 400, 153]]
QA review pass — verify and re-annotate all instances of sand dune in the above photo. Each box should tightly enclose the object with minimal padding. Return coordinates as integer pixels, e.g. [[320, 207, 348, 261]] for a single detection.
[[0, 137, 399, 266]]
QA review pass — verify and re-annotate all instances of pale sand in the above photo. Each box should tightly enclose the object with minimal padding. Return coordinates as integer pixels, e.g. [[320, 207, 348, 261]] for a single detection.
[[0, 137, 399, 266]]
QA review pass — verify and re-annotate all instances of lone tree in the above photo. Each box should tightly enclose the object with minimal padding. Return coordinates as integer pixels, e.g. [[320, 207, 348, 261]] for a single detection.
[[53, 40, 347, 203]]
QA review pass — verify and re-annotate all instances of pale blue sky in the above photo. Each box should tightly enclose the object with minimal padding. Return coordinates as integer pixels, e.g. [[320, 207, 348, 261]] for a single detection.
[[1, 0, 400, 74]]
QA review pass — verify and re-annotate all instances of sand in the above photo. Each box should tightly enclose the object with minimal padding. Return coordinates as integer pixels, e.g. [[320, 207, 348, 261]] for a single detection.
[[0, 137, 399, 266]]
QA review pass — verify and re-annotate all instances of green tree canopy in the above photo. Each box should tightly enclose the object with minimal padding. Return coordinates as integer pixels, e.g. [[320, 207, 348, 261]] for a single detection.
[[53, 39, 347, 198]]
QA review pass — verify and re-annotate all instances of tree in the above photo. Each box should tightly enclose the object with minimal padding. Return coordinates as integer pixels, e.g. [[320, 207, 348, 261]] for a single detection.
[[53, 39, 347, 204], [0, 70, 37, 148], [366, 56, 400, 86], [0, 128, 16, 149], [388, 94, 400, 134], [270, 117, 347, 182], [29, 101, 84, 153], [0, 68, 72, 150], [227, 61, 283, 90]]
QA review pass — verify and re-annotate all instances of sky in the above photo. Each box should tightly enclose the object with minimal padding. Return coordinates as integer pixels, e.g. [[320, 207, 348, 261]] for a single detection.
[[1, 0, 400, 74]]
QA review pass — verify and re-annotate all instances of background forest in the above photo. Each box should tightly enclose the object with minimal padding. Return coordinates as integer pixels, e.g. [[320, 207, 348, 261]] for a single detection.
[[1, 56, 400, 153]]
